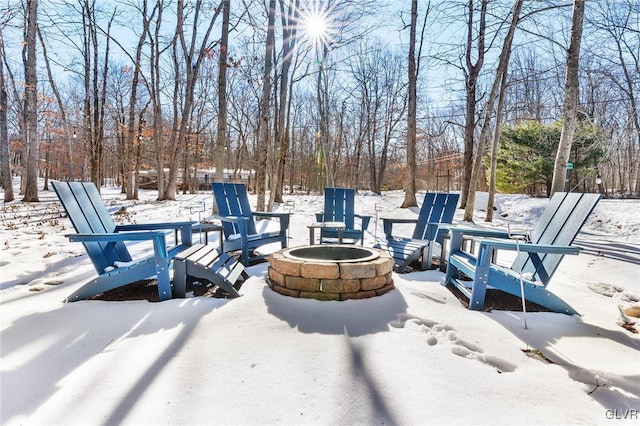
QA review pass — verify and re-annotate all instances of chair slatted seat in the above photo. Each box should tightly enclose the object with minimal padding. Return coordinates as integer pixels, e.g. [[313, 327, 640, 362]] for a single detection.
[[213, 182, 290, 266], [375, 192, 459, 272], [52, 181, 194, 302], [315, 188, 371, 245], [444, 192, 601, 314]]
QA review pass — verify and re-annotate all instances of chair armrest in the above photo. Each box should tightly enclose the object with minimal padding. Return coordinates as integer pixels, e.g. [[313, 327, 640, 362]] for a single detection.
[[355, 214, 371, 231], [254, 211, 291, 233], [447, 226, 528, 247], [212, 215, 250, 246], [66, 232, 171, 263], [65, 231, 167, 243], [382, 218, 418, 224], [474, 239, 581, 280], [253, 211, 290, 220], [115, 222, 194, 246], [116, 221, 194, 232], [477, 238, 581, 255], [447, 226, 530, 260], [382, 218, 418, 239], [212, 214, 247, 224], [448, 226, 519, 239]]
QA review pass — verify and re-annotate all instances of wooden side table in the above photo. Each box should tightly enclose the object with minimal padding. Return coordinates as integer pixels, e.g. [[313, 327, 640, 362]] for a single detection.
[[308, 221, 345, 245], [439, 231, 497, 272], [193, 222, 225, 250]]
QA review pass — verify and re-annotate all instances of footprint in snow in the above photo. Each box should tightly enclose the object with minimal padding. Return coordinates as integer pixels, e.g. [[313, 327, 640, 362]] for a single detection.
[[390, 313, 517, 373]]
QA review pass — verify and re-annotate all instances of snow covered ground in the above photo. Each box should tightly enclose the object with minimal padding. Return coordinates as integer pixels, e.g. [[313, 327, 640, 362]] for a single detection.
[[1, 183, 639, 425]]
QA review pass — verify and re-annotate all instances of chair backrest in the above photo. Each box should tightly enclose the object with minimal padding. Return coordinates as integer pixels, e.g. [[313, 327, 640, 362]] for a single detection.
[[412, 192, 460, 240], [52, 181, 132, 273], [322, 188, 356, 229], [213, 182, 258, 236], [514, 192, 600, 284]]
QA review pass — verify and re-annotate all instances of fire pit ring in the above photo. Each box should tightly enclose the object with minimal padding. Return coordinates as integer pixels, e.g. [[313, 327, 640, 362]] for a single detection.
[[284, 245, 380, 263], [268, 245, 394, 301]]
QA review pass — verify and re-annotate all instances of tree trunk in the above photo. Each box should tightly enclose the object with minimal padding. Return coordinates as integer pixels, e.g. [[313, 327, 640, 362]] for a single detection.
[[148, 0, 165, 199], [463, 0, 523, 222], [89, 4, 104, 187], [37, 27, 74, 182], [551, 0, 585, 195], [0, 24, 15, 201], [315, 42, 336, 189], [22, 0, 39, 202], [81, 2, 93, 186], [486, 61, 509, 222], [256, 0, 277, 211], [80, 0, 108, 190], [215, 0, 230, 184], [164, 40, 182, 200], [162, 0, 221, 200], [401, 0, 419, 208], [125, 3, 149, 200], [460, 0, 487, 210], [269, 0, 300, 209]]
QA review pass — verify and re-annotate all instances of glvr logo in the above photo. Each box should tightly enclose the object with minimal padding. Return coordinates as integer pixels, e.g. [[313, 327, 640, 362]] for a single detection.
[[605, 409, 638, 420]]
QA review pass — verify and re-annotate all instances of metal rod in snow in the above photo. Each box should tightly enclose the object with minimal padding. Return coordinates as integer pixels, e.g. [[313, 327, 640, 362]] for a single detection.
[[508, 224, 528, 330]]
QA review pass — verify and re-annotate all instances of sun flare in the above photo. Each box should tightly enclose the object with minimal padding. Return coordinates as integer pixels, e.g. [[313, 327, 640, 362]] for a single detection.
[[304, 13, 328, 40], [298, 2, 337, 55]]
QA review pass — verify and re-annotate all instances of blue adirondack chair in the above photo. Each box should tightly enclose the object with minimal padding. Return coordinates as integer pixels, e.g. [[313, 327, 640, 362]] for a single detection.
[[213, 182, 290, 266], [315, 187, 371, 245], [444, 192, 601, 315], [374, 192, 460, 272], [51, 181, 194, 302]]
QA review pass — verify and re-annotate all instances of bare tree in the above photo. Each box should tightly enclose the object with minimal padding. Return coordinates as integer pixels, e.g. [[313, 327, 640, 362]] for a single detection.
[[401, 0, 419, 208], [123, 1, 155, 199], [161, 1, 222, 200], [351, 42, 407, 194], [22, 0, 39, 201], [486, 50, 510, 222], [147, 0, 168, 198], [227, 69, 258, 182], [214, 0, 230, 183], [5, 0, 638, 202], [77, 0, 112, 188], [551, 0, 585, 194], [506, 52, 547, 122], [37, 26, 75, 182], [458, 0, 488, 210], [315, 43, 333, 187], [298, 0, 379, 190], [587, 0, 640, 196], [268, 0, 300, 209], [255, 0, 276, 211], [463, 0, 523, 222], [0, 22, 15, 201]]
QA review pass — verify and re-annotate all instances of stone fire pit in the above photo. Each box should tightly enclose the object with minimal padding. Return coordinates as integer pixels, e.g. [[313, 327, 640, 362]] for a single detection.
[[267, 245, 394, 301]]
